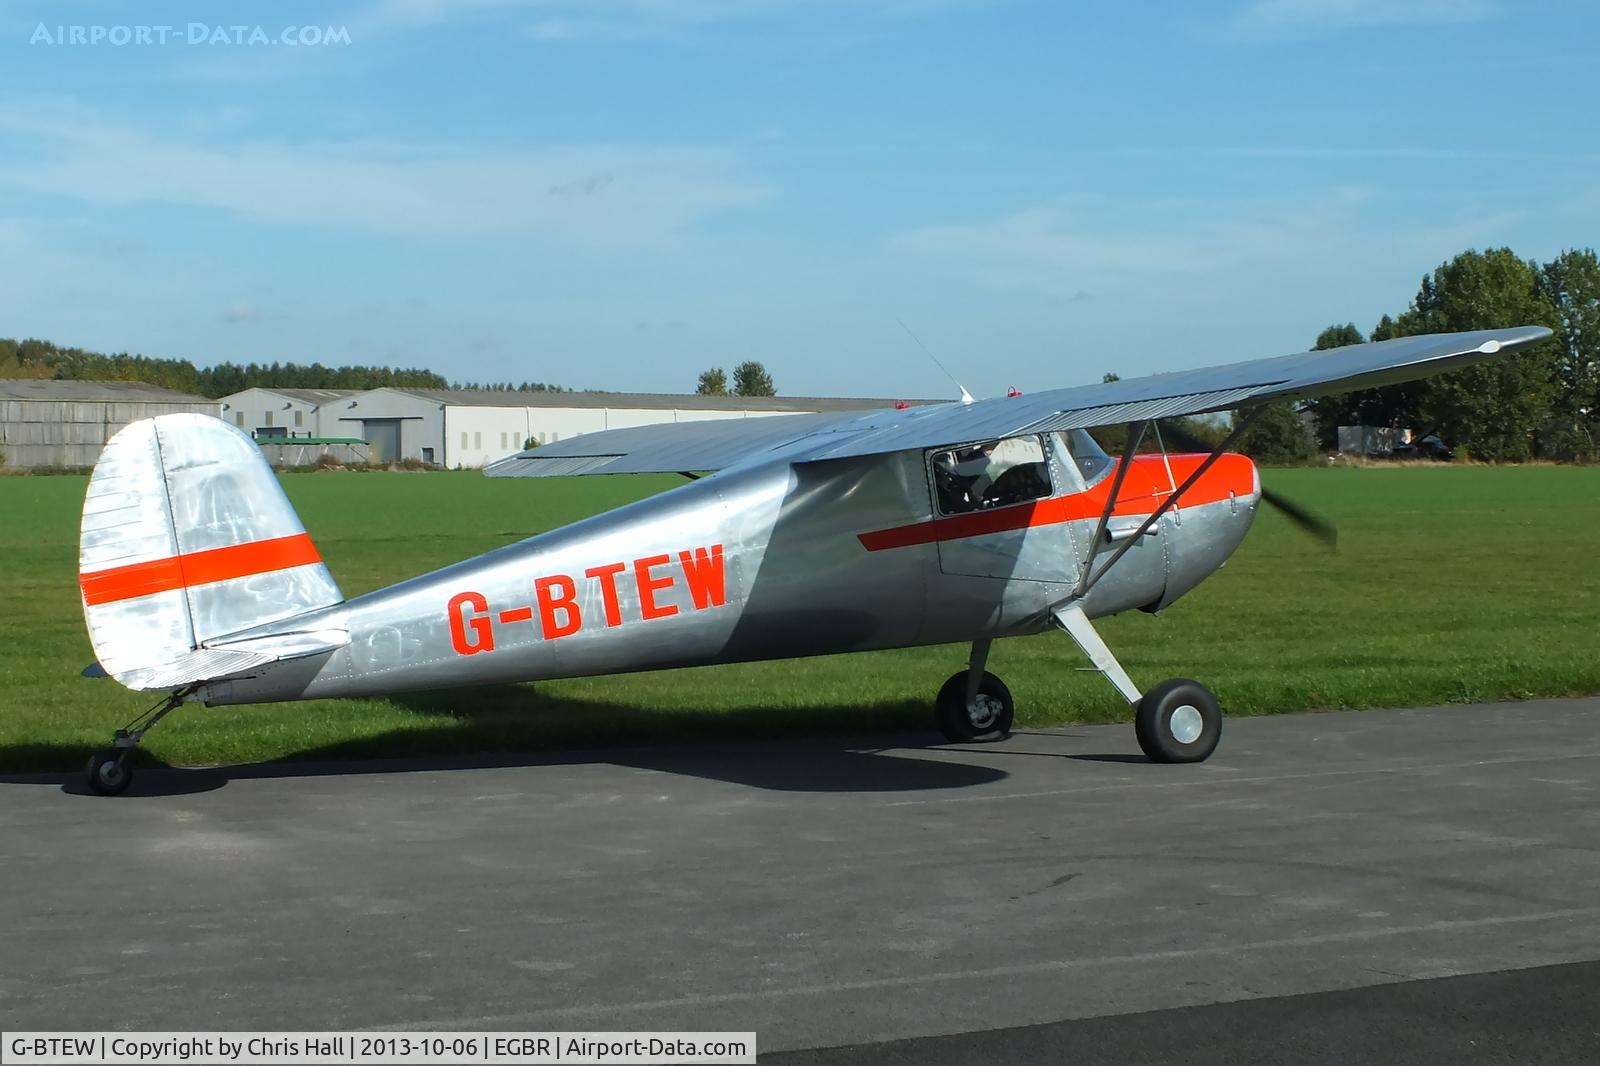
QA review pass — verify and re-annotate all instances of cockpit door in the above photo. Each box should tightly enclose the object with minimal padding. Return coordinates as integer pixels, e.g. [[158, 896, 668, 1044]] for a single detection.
[[931, 434, 1084, 583]]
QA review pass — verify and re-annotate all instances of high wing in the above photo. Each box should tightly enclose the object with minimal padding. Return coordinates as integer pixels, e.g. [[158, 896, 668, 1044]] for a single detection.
[[485, 410, 869, 477], [485, 326, 1552, 478]]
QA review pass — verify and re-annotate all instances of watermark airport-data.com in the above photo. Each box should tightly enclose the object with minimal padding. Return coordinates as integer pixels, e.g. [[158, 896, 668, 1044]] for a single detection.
[[30, 23, 351, 47]]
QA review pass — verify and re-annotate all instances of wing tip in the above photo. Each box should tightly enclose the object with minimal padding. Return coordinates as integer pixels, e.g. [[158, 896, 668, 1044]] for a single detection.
[[1484, 324, 1556, 354]]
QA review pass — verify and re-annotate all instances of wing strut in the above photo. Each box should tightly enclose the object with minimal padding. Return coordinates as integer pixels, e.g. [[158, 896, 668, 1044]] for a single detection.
[[1074, 406, 1267, 599], [1076, 420, 1147, 598]]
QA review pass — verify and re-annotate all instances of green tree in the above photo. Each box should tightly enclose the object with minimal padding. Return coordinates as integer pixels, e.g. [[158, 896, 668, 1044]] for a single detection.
[[731, 360, 776, 397], [696, 367, 728, 396], [1233, 402, 1317, 465], [1537, 248, 1600, 459], [1316, 323, 1365, 349], [1396, 248, 1560, 461], [1369, 313, 1400, 342]]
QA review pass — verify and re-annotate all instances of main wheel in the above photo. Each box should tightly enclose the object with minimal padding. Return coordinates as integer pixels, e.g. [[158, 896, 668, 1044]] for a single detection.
[[1135, 679, 1221, 763], [86, 750, 133, 796], [935, 671, 1015, 743]]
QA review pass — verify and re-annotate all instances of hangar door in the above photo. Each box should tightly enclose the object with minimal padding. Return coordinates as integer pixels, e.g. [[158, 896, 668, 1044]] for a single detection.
[[363, 419, 402, 463]]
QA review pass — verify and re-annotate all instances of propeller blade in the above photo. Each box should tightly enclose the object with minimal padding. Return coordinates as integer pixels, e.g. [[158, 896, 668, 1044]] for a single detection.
[[1149, 421, 1224, 455], [1149, 420, 1338, 550], [1260, 486, 1338, 550]]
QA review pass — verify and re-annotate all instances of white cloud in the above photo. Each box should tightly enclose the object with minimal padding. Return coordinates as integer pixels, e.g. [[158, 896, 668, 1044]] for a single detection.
[[1228, 0, 1496, 38], [895, 205, 1214, 277], [891, 188, 1523, 299], [0, 98, 765, 245], [223, 302, 259, 323]]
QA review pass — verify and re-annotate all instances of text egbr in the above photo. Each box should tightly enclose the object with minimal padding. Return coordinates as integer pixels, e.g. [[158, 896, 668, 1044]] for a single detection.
[[448, 544, 727, 655]]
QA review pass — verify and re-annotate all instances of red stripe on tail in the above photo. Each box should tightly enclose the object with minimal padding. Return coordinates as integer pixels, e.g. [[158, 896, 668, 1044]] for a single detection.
[[80, 533, 322, 606]]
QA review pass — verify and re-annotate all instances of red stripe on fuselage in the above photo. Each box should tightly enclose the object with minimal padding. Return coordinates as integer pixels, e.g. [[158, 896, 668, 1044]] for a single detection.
[[858, 453, 1255, 552], [80, 533, 323, 606]]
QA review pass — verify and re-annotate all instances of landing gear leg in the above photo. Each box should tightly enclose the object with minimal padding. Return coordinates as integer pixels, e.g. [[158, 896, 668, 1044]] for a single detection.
[[85, 688, 191, 796], [1053, 603, 1222, 763], [935, 638, 1015, 743]]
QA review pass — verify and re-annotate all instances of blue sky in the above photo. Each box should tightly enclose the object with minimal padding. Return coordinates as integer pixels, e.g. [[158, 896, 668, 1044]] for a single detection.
[[1, 0, 1595, 397]]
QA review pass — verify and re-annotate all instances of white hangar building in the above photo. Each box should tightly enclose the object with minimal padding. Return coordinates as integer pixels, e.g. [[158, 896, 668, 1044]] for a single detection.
[[234, 388, 919, 468], [219, 387, 358, 440]]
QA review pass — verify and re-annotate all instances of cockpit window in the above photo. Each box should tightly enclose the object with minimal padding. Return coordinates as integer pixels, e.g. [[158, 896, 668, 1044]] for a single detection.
[[1061, 429, 1112, 485], [930, 435, 1053, 515]]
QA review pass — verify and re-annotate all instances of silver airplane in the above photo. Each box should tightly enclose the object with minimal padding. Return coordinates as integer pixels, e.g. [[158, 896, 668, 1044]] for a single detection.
[[77, 327, 1551, 794]]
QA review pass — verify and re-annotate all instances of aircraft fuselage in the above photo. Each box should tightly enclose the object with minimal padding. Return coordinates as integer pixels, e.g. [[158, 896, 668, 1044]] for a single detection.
[[201, 441, 1259, 706]]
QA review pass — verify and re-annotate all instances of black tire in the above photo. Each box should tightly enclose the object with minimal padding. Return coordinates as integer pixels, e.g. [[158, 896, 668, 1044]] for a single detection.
[[1135, 679, 1222, 763], [935, 671, 1015, 743], [86, 750, 133, 796]]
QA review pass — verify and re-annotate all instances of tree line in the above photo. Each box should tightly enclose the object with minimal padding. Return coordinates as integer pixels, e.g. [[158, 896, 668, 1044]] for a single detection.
[[0, 338, 561, 398], [1237, 246, 1598, 464]]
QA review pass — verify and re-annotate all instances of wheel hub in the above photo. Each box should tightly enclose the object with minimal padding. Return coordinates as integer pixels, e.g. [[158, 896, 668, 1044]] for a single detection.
[[968, 694, 1000, 729], [1169, 704, 1204, 744]]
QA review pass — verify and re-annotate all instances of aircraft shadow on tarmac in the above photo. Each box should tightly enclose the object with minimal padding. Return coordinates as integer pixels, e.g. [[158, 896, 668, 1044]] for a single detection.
[[0, 686, 1115, 799], [989, 733, 1153, 765]]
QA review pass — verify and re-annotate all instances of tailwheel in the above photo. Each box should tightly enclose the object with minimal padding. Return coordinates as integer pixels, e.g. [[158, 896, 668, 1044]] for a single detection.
[[936, 670, 1014, 743], [86, 750, 133, 796], [83, 686, 194, 796], [1135, 678, 1222, 763]]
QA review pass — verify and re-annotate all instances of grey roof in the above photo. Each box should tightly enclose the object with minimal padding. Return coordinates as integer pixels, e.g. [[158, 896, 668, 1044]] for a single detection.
[[390, 388, 937, 412], [243, 387, 358, 404], [0, 379, 215, 403]]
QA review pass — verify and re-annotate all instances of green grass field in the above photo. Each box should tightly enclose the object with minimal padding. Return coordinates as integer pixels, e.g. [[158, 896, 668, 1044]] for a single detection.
[[2, 467, 1598, 771]]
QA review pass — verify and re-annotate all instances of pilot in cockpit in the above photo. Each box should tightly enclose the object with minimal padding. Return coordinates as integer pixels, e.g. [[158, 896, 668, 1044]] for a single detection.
[[932, 436, 1050, 514]]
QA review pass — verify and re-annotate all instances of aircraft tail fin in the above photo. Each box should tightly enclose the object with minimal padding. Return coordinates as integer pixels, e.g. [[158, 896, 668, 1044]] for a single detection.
[[79, 414, 346, 691]]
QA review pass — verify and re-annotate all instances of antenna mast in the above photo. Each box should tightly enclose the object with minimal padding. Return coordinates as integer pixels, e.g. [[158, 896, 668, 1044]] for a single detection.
[[896, 318, 974, 404]]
